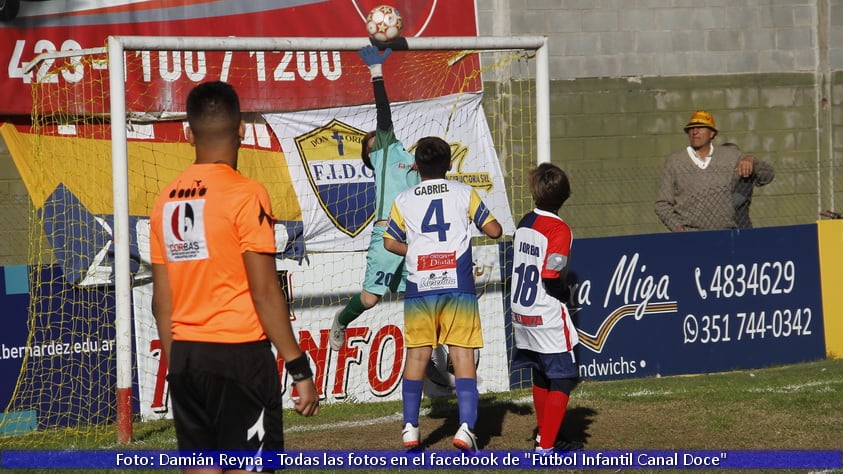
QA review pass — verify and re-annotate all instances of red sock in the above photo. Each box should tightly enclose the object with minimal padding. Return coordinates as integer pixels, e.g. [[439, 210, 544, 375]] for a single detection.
[[532, 385, 548, 439], [538, 391, 569, 449]]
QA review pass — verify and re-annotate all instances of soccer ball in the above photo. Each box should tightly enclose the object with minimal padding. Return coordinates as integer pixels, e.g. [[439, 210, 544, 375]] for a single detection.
[[366, 5, 404, 43]]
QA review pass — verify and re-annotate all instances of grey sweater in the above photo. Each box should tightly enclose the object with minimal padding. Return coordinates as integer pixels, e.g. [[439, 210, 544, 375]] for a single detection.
[[654, 145, 774, 231]]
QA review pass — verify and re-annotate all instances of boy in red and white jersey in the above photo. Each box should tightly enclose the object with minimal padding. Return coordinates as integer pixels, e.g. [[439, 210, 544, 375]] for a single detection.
[[510, 162, 582, 453]]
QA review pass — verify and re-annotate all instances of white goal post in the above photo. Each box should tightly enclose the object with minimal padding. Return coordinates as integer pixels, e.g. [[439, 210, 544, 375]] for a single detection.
[[107, 35, 549, 443], [18, 35, 549, 444]]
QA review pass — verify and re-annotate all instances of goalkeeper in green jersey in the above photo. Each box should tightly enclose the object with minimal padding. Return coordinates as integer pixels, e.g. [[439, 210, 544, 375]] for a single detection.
[[330, 45, 420, 351]]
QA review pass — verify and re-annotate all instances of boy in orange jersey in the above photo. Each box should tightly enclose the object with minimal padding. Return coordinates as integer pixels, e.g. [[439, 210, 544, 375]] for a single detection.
[[150, 81, 318, 467]]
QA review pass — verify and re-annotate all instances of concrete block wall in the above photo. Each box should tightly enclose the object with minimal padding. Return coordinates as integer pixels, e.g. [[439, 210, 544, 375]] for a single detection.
[[478, 0, 821, 78], [0, 134, 31, 266], [553, 74, 819, 235], [477, 0, 841, 237]]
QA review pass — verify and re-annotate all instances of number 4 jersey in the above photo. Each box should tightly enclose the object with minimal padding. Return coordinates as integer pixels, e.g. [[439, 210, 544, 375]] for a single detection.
[[511, 209, 579, 353], [385, 178, 496, 298]]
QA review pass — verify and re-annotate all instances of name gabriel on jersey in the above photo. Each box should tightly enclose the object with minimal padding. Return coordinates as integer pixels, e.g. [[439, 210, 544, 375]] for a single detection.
[[414, 183, 449, 195]]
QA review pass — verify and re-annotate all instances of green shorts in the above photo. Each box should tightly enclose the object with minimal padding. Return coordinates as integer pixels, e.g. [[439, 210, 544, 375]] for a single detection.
[[363, 224, 407, 296]]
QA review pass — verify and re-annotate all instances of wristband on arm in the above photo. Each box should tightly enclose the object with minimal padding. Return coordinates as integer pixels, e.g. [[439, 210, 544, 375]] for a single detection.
[[286, 353, 313, 382], [368, 64, 383, 79]]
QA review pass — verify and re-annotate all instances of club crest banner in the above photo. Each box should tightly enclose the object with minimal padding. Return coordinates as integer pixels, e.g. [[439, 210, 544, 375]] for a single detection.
[[264, 92, 516, 252]]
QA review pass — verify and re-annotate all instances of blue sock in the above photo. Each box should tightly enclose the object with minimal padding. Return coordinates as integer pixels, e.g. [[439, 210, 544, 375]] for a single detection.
[[402, 378, 424, 426], [455, 378, 478, 429]]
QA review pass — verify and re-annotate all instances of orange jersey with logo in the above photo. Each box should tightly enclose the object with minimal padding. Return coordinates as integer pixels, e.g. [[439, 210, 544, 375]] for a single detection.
[[150, 163, 277, 343]]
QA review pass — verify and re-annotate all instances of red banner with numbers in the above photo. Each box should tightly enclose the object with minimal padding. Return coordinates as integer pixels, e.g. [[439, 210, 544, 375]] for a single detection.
[[0, 0, 477, 115]]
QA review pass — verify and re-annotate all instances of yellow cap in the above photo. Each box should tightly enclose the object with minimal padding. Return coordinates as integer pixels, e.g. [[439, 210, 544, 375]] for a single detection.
[[683, 110, 717, 132]]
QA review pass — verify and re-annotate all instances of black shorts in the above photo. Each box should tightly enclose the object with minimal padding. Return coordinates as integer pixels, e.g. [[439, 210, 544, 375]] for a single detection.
[[168, 340, 285, 452]]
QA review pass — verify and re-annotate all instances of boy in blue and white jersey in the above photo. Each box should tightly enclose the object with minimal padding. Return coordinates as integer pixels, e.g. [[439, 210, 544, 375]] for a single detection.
[[384, 136, 502, 452]]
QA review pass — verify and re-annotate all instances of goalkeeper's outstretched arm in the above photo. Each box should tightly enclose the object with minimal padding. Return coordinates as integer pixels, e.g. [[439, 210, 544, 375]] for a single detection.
[[359, 45, 394, 132]]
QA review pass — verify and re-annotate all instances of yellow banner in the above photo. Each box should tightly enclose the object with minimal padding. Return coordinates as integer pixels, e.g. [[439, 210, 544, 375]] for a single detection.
[[818, 219, 843, 358], [0, 122, 302, 221]]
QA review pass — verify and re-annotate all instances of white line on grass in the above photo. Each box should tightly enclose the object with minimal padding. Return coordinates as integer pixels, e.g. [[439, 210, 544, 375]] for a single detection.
[[748, 380, 838, 393], [285, 407, 431, 433], [514, 395, 532, 405], [289, 395, 540, 434]]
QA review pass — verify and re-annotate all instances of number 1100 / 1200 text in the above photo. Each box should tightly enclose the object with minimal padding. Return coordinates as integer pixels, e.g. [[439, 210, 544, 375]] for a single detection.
[[10, 40, 344, 85]]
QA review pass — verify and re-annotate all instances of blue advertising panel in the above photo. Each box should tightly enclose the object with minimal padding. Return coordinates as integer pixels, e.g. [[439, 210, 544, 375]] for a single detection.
[[0, 265, 34, 434], [0, 265, 117, 435], [504, 225, 826, 383]]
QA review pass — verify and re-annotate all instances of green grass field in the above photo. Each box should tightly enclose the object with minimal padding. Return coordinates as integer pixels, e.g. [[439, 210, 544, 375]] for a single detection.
[[1, 358, 841, 473]]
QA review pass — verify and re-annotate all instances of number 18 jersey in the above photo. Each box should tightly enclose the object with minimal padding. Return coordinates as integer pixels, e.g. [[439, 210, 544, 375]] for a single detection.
[[511, 209, 579, 353]]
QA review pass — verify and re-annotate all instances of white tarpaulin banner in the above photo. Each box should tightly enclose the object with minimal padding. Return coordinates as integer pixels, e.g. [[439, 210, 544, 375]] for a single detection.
[[132, 92, 516, 419], [133, 245, 509, 419], [264, 92, 516, 252]]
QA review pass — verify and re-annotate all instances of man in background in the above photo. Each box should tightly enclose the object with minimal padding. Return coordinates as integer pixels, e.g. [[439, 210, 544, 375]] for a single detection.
[[654, 110, 774, 231]]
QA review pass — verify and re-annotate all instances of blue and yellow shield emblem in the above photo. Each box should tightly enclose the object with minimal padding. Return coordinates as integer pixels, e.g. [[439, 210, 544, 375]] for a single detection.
[[295, 120, 375, 237]]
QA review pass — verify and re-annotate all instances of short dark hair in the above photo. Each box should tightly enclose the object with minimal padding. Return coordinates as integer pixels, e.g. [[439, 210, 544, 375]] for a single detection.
[[528, 162, 571, 212], [361, 130, 377, 170], [186, 81, 241, 143], [413, 136, 451, 178]]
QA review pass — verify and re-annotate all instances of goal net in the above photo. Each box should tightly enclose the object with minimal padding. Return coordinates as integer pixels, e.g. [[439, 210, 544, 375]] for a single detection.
[[0, 35, 547, 444]]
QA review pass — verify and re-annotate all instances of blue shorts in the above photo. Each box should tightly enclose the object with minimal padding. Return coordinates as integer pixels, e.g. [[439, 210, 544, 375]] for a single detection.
[[363, 225, 407, 295], [511, 347, 578, 379]]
